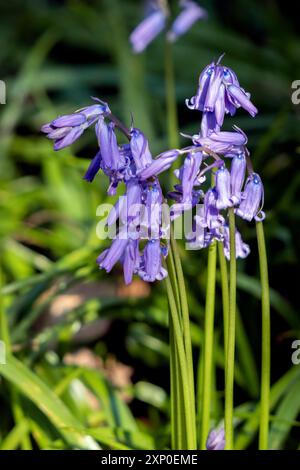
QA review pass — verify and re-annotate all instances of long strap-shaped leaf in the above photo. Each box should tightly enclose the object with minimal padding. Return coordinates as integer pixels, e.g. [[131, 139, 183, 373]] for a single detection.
[[0, 354, 99, 449]]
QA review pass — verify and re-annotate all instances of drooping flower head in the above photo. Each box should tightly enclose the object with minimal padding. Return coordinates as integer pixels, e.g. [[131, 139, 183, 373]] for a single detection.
[[186, 55, 258, 134]]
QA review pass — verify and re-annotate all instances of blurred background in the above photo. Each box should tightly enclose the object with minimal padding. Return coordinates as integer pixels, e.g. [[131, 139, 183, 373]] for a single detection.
[[0, 0, 300, 450]]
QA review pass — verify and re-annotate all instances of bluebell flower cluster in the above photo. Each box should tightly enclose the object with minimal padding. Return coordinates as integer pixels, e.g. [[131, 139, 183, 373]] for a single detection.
[[42, 57, 264, 282], [43, 101, 169, 284], [154, 55, 265, 259]]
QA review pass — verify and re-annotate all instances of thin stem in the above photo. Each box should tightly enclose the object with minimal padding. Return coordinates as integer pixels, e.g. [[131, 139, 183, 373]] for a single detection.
[[218, 242, 229, 362], [256, 221, 270, 450], [200, 240, 217, 449], [225, 207, 237, 450], [104, 112, 131, 139], [165, 272, 196, 449], [164, 40, 179, 149], [170, 233, 196, 445]]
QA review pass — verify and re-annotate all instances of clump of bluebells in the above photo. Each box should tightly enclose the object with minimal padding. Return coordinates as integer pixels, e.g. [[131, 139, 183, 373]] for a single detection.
[[42, 56, 264, 284]]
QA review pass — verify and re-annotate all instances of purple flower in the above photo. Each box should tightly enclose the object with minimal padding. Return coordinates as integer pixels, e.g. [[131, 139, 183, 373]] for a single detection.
[[196, 127, 247, 155], [123, 239, 140, 285], [179, 151, 203, 203], [222, 225, 250, 260], [130, 128, 153, 172], [84, 150, 102, 182], [97, 236, 129, 274], [236, 173, 265, 222], [206, 427, 225, 450], [96, 118, 125, 170], [202, 188, 225, 229], [167, 1, 207, 42], [186, 58, 258, 128], [186, 206, 213, 249], [42, 101, 109, 150], [139, 239, 168, 282], [139, 149, 180, 180], [129, 5, 167, 54], [230, 152, 246, 205], [140, 182, 163, 239], [215, 165, 233, 210]]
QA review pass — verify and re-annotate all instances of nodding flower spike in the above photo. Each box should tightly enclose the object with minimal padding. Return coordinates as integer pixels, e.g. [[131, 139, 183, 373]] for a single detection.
[[230, 152, 246, 205], [215, 165, 233, 210], [186, 58, 257, 128], [236, 173, 265, 222], [130, 128, 153, 172], [129, 6, 167, 54], [167, 1, 207, 43]]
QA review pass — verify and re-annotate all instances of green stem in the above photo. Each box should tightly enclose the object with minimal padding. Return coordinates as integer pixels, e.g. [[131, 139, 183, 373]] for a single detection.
[[167, 246, 185, 449], [200, 240, 217, 449], [164, 40, 179, 149], [165, 272, 196, 449], [225, 208, 237, 450], [256, 221, 270, 450], [218, 241, 229, 363], [170, 233, 196, 445]]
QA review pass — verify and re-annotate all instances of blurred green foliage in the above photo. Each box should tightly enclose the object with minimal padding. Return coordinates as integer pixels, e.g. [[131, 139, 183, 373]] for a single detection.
[[0, 0, 300, 450]]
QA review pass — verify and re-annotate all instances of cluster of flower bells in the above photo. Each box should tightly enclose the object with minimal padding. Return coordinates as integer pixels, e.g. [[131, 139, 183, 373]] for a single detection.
[[42, 58, 264, 285]]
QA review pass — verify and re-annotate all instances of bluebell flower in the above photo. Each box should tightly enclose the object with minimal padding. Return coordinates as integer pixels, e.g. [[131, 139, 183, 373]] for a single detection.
[[123, 239, 140, 285], [138, 239, 168, 282], [96, 118, 125, 170], [130, 127, 153, 172], [236, 173, 265, 222], [139, 149, 180, 180], [202, 188, 225, 229], [140, 181, 164, 239], [230, 152, 246, 205], [186, 57, 258, 129], [222, 225, 250, 260], [215, 165, 233, 210], [167, 0, 207, 42], [129, 3, 167, 54], [195, 127, 248, 155], [41, 100, 109, 150], [206, 427, 225, 450], [84, 150, 102, 182]]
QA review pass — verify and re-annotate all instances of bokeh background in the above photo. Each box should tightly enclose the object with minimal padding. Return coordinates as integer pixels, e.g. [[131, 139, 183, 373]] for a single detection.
[[0, 0, 300, 450]]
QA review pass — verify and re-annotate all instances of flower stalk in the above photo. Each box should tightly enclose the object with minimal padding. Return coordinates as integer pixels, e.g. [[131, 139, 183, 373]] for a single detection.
[[256, 220, 270, 450], [224, 207, 237, 449]]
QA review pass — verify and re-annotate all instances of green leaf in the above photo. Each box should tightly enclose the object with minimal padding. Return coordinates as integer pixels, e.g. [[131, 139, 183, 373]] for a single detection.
[[0, 354, 99, 449]]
